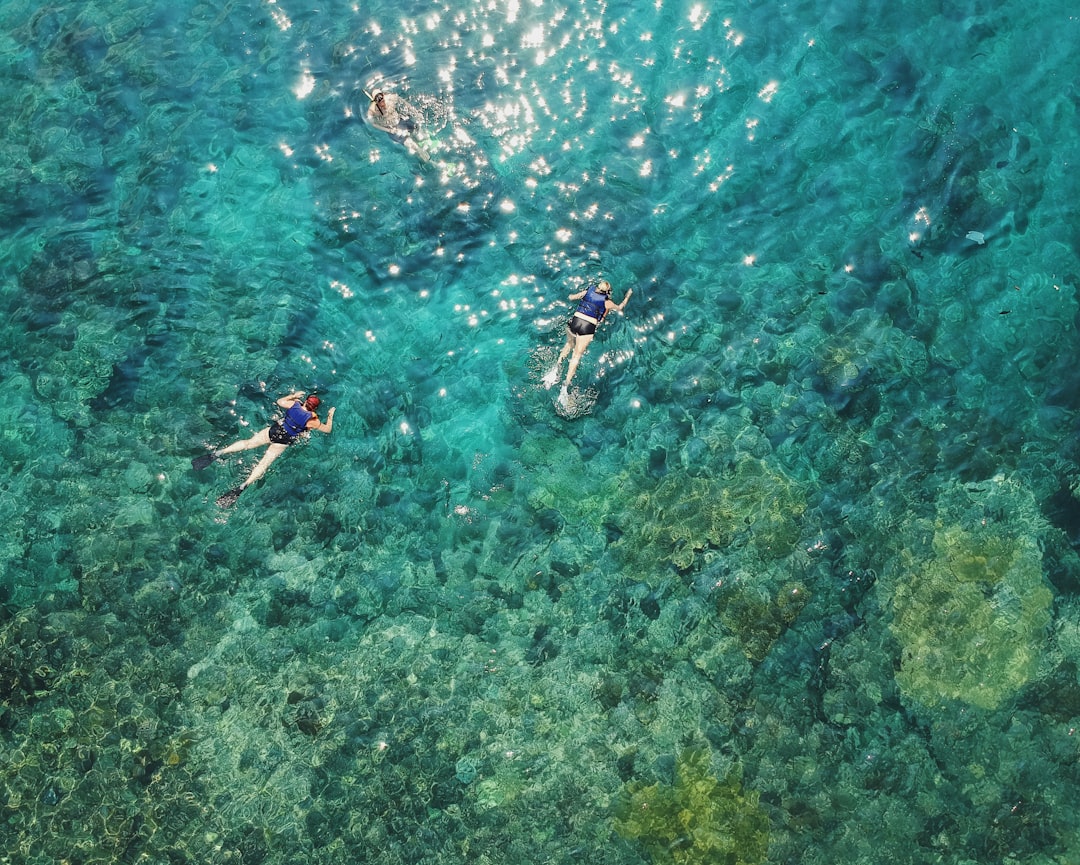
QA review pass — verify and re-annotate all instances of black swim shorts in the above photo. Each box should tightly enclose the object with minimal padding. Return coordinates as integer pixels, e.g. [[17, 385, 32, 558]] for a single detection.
[[268, 423, 295, 445], [568, 315, 597, 337]]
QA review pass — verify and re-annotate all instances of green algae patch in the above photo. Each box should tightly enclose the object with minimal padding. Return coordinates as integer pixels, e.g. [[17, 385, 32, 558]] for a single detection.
[[521, 432, 620, 524], [614, 747, 768, 865], [717, 581, 812, 663], [617, 457, 805, 576], [889, 478, 1054, 711]]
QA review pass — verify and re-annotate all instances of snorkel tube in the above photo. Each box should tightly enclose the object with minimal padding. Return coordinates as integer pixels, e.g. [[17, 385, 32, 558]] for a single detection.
[[363, 87, 385, 115]]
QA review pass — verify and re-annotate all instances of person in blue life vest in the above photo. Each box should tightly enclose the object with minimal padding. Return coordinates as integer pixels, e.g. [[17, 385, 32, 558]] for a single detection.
[[543, 280, 633, 404], [192, 392, 335, 507]]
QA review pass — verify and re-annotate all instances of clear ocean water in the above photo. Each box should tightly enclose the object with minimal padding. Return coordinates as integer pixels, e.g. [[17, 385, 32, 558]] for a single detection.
[[3, 0, 1080, 862]]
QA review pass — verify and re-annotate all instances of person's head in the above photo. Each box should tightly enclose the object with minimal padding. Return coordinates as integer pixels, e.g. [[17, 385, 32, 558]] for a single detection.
[[374, 92, 385, 106], [597, 280, 612, 294], [304, 395, 321, 411]]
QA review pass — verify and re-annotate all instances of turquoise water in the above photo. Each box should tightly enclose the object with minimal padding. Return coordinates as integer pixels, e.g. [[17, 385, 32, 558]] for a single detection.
[[3, 0, 1080, 861]]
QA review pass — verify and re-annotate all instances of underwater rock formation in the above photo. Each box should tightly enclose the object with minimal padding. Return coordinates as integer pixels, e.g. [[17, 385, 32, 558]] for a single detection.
[[888, 476, 1054, 710], [616, 456, 806, 577], [614, 746, 768, 865]]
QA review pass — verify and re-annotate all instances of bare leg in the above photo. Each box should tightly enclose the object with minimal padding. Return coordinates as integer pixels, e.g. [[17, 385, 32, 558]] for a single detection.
[[563, 333, 594, 389], [557, 329, 575, 364], [558, 333, 593, 408], [544, 327, 576, 389], [216, 427, 271, 456], [213, 430, 285, 507], [240, 443, 289, 489]]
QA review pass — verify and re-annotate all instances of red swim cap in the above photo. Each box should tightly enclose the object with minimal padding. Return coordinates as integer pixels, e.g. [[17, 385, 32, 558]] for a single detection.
[[305, 395, 321, 409]]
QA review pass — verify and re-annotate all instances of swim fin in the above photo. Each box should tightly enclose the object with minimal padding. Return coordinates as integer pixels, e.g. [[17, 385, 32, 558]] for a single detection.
[[557, 386, 570, 409], [542, 367, 560, 390], [216, 487, 244, 508], [191, 452, 217, 471]]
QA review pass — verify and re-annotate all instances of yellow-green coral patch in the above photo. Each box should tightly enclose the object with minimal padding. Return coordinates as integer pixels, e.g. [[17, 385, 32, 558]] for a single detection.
[[617, 457, 805, 578], [889, 479, 1054, 710], [614, 747, 769, 865]]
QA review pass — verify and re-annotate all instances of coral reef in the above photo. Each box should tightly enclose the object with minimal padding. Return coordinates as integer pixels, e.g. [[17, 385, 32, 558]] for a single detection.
[[614, 746, 769, 865], [716, 580, 812, 663], [3, 1, 1080, 864], [616, 455, 806, 576], [888, 477, 1054, 710]]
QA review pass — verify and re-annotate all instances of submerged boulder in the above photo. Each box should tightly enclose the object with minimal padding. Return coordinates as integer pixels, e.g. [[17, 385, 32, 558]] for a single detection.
[[888, 476, 1053, 710]]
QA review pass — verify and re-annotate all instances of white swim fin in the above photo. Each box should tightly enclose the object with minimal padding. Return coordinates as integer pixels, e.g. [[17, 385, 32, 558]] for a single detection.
[[542, 367, 560, 390]]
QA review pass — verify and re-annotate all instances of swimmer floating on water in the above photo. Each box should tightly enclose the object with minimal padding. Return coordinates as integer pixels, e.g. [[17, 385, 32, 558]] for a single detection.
[[192, 391, 335, 508], [366, 89, 432, 164], [543, 279, 633, 408]]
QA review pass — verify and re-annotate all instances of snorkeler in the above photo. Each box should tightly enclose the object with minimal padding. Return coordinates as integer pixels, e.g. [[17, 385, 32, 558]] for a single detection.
[[543, 280, 633, 406], [366, 90, 432, 163], [192, 391, 336, 508]]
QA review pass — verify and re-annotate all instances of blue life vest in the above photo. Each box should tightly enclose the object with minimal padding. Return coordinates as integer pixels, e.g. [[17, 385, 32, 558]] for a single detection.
[[576, 283, 609, 321], [281, 403, 313, 438]]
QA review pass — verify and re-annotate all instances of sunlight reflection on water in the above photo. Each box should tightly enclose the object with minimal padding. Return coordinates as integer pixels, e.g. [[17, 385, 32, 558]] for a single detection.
[[294, 0, 805, 393]]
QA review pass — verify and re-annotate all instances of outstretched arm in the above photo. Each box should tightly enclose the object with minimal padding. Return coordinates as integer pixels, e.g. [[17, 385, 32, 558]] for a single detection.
[[311, 406, 336, 434], [276, 391, 305, 408], [568, 289, 587, 301], [609, 288, 633, 313]]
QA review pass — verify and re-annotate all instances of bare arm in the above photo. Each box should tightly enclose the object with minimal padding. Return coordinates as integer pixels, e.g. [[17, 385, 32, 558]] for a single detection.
[[276, 391, 305, 409], [607, 288, 633, 313], [310, 406, 336, 434], [568, 289, 587, 301]]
